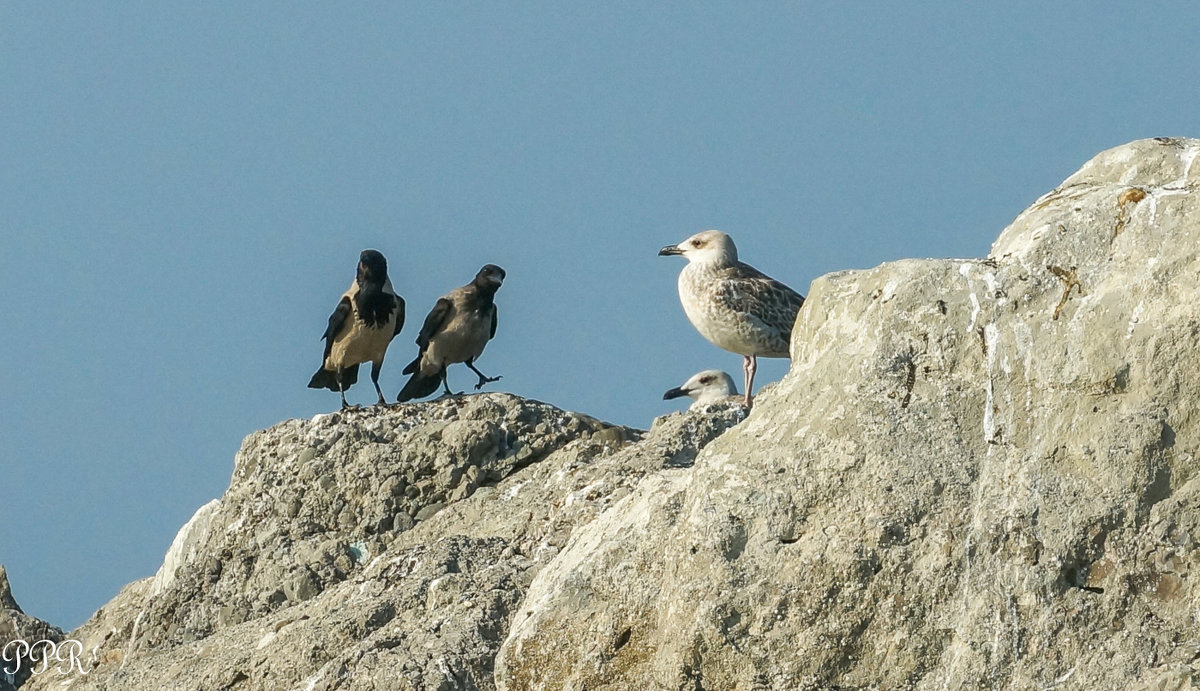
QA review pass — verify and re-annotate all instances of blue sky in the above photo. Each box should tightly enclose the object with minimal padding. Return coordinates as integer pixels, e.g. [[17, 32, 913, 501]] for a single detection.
[[2, 3, 1198, 629]]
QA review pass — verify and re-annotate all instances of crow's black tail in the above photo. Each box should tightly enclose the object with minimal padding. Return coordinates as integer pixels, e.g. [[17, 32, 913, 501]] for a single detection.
[[401, 353, 420, 375], [308, 364, 359, 391], [397, 367, 444, 402]]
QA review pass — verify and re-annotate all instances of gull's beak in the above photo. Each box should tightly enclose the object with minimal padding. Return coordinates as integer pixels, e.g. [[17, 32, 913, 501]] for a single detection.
[[658, 245, 683, 256], [663, 386, 689, 400]]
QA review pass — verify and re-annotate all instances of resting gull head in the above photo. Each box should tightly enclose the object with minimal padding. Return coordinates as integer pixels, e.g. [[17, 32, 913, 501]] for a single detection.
[[663, 369, 740, 409]]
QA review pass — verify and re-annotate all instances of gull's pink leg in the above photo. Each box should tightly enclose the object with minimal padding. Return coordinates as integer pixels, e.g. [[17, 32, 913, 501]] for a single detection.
[[743, 355, 756, 407]]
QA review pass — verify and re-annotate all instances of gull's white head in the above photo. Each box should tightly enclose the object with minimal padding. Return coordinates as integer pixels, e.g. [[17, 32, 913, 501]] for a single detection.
[[658, 230, 738, 266], [662, 369, 739, 409]]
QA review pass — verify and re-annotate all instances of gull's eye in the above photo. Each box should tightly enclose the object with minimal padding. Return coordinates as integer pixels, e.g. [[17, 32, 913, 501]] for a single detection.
[[691, 239, 703, 248], [700, 376, 713, 384]]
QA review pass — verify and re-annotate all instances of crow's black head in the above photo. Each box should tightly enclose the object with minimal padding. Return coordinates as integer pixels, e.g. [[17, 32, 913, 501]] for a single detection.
[[357, 249, 389, 285], [474, 264, 506, 289]]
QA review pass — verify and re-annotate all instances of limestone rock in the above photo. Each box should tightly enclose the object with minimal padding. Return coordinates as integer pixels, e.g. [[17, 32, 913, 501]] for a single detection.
[[21, 138, 1200, 689], [495, 138, 1200, 689], [22, 394, 744, 690], [150, 500, 222, 597], [1, 566, 64, 691], [0, 567, 19, 613]]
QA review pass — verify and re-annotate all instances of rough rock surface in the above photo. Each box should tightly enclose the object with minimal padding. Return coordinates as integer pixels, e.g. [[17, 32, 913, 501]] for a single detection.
[[1, 566, 65, 691], [18, 138, 1200, 690], [497, 138, 1200, 690], [21, 393, 744, 690]]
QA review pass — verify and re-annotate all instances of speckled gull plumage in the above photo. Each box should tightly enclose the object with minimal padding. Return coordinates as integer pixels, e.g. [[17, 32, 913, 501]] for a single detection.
[[660, 230, 805, 405], [677, 259, 803, 358]]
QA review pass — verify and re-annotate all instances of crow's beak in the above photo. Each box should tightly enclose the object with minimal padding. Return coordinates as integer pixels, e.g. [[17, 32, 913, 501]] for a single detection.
[[658, 245, 683, 256], [663, 386, 689, 400]]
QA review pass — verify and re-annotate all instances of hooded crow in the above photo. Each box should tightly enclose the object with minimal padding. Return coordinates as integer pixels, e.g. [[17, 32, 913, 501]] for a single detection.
[[308, 249, 405, 408], [397, 264, 505, 402], [659, 230, 804, 407]]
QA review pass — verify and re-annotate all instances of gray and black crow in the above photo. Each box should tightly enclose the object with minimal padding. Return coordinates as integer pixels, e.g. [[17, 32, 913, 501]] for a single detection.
[[397, 264, 505, 402], [309, 249, 405, 408]]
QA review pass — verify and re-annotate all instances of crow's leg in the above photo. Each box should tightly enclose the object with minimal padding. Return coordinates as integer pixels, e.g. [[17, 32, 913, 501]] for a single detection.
[[466, 359, 501, 390], [440, 367, 461, 397], [371, 361, 386, 406]]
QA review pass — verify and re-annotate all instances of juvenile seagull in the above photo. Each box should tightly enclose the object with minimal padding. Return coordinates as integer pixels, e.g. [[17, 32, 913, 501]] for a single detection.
[[308, 249, 406, 408], [659, 230, 804, 406], [663, 369, 741, 410], [397, 264, 505, 402]]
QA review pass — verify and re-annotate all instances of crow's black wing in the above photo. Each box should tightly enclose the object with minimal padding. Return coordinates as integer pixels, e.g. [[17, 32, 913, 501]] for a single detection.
[[321, 296, 352, 360], [416, 298, 453, 350], [393, 295, 406, 337]]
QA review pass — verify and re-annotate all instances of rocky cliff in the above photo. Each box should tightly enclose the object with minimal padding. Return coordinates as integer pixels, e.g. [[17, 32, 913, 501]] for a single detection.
[[18, 393, 744, 690], [1, 566, 64, 691], [15, 138, 1200, 690]]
